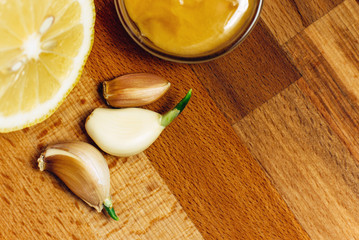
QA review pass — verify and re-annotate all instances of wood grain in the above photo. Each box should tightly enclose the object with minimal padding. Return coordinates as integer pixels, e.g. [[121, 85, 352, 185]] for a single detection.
[[146, 79, 310, 240], [191, 20, 301, 124], [261, 0, 344, 44], [0, 1, 311, 238], [87, 153, 204, 239], [0, 72, 203, 239], [234, 83, 359, 239], [85, 1, 311, 239], [2, 0, 358, 239], [232, 1, 359, 239], [285, 0, 359, 160]]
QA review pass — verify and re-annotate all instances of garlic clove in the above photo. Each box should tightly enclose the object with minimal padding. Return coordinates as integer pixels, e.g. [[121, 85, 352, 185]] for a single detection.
[[103, 73, 171, 107], [85, 89, 192, 157], [85, 108, 165, 157], [37, 141, 119, 220]]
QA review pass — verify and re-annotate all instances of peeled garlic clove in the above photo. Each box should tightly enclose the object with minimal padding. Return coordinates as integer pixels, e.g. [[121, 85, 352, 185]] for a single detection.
[[103, 73, 171, 107], [86, 108, 165, 157], [37, 141, 119, 220], [85, 90, 192, 157]]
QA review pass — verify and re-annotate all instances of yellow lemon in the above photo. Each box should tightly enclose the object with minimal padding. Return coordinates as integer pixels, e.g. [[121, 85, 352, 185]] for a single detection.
[[0, 0, 95, 132]]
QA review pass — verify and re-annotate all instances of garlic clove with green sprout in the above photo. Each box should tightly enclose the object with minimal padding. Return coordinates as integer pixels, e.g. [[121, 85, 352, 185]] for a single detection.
[[85, 89, 192, 157], [37, 141, 119, 220], [86, 108, 165, 157], [103, 73, 171, 108]]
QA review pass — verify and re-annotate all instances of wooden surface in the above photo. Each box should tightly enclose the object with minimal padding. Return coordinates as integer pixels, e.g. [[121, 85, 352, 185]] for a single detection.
[[1, 0, 358, 239]]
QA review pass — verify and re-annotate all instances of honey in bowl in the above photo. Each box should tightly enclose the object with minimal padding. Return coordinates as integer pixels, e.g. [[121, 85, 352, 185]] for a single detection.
[[116, 0, 262, 62]]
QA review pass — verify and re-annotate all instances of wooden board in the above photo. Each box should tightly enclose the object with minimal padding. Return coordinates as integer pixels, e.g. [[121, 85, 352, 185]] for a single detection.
[[0, 0, 358, 239], [235, 82, 359, 239]]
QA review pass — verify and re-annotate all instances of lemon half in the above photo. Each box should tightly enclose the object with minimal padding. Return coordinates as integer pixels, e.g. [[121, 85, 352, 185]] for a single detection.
[[0, 0, 95, 132]]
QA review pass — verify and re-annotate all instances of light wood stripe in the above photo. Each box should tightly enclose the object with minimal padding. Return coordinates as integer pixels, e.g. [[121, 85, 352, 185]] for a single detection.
[[88, 153, 204, 239], [261, 0, 344, 44], [285, 0, 359, 160], [234, 83, 359, 239]]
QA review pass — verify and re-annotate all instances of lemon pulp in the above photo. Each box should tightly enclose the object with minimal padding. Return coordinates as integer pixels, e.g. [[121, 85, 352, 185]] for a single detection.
[[0, 0, 95, 132]]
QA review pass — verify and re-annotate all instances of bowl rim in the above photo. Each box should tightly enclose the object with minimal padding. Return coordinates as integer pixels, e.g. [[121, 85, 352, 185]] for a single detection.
[[115, 0, 264, 63]]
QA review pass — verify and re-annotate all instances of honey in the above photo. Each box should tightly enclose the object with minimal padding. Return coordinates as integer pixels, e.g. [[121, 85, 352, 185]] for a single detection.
[[123, 0, 255, 56]]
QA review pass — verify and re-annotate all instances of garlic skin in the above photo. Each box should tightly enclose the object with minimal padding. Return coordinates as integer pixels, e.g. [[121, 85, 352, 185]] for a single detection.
[[85, 108, 165, 157], [37, 142, 116, 217], [103, 73, 171, 107]]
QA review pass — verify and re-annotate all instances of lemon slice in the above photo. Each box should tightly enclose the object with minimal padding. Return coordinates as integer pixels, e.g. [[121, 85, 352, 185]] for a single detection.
[[0, 0, 95, 132]]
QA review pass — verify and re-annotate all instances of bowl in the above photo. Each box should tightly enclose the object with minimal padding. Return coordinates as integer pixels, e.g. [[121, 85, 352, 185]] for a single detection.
[[115, 0, 263, 63]]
